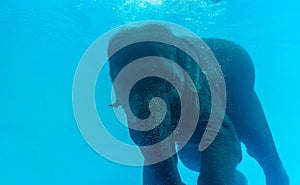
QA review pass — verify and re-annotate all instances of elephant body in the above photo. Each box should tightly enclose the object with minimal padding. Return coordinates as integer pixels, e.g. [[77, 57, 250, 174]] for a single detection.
[[108, 24, 289, 185]]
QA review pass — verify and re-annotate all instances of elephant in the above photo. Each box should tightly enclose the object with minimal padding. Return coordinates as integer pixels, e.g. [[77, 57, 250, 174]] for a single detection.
[[107, 23, 289, 185]]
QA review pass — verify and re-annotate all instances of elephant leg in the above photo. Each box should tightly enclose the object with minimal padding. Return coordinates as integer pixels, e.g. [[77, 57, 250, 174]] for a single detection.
[[130, 127, 184, 185], [129, 121, 184, 185], [231, 91, 289, 185], [197, 115, 247, 185], [142, 154, 185, 185]]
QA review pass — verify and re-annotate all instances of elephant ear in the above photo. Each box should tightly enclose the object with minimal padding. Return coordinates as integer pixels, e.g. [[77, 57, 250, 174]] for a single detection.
[[175, 37, 227, 150], [173, 36, 212, 114]]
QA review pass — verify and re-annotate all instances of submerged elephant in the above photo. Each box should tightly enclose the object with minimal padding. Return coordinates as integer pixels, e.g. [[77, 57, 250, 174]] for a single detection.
[[108, 23, 289, 185]]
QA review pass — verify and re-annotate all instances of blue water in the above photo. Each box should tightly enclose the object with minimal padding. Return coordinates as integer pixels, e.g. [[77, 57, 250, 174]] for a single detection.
[[1, 0, 299, 184]]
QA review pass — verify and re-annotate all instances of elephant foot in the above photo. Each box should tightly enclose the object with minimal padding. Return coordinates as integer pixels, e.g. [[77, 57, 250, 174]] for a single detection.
[[259, 155, 289, 185], [197, 169, 247, 185], [265, 166, 289, 185]]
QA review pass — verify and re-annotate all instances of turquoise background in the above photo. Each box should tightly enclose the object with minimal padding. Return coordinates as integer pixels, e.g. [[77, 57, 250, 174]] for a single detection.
[[1, 0, 299, 184]]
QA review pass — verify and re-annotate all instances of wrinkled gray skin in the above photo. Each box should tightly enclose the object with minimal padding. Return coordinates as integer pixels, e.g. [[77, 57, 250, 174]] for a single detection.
[[108, 25, 289, 185]]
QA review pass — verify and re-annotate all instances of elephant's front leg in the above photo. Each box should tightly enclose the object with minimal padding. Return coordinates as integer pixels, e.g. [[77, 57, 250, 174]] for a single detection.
[[141, 147, 184, 185], [198, 115, 247, 185], [129, 115, 185, 185]]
